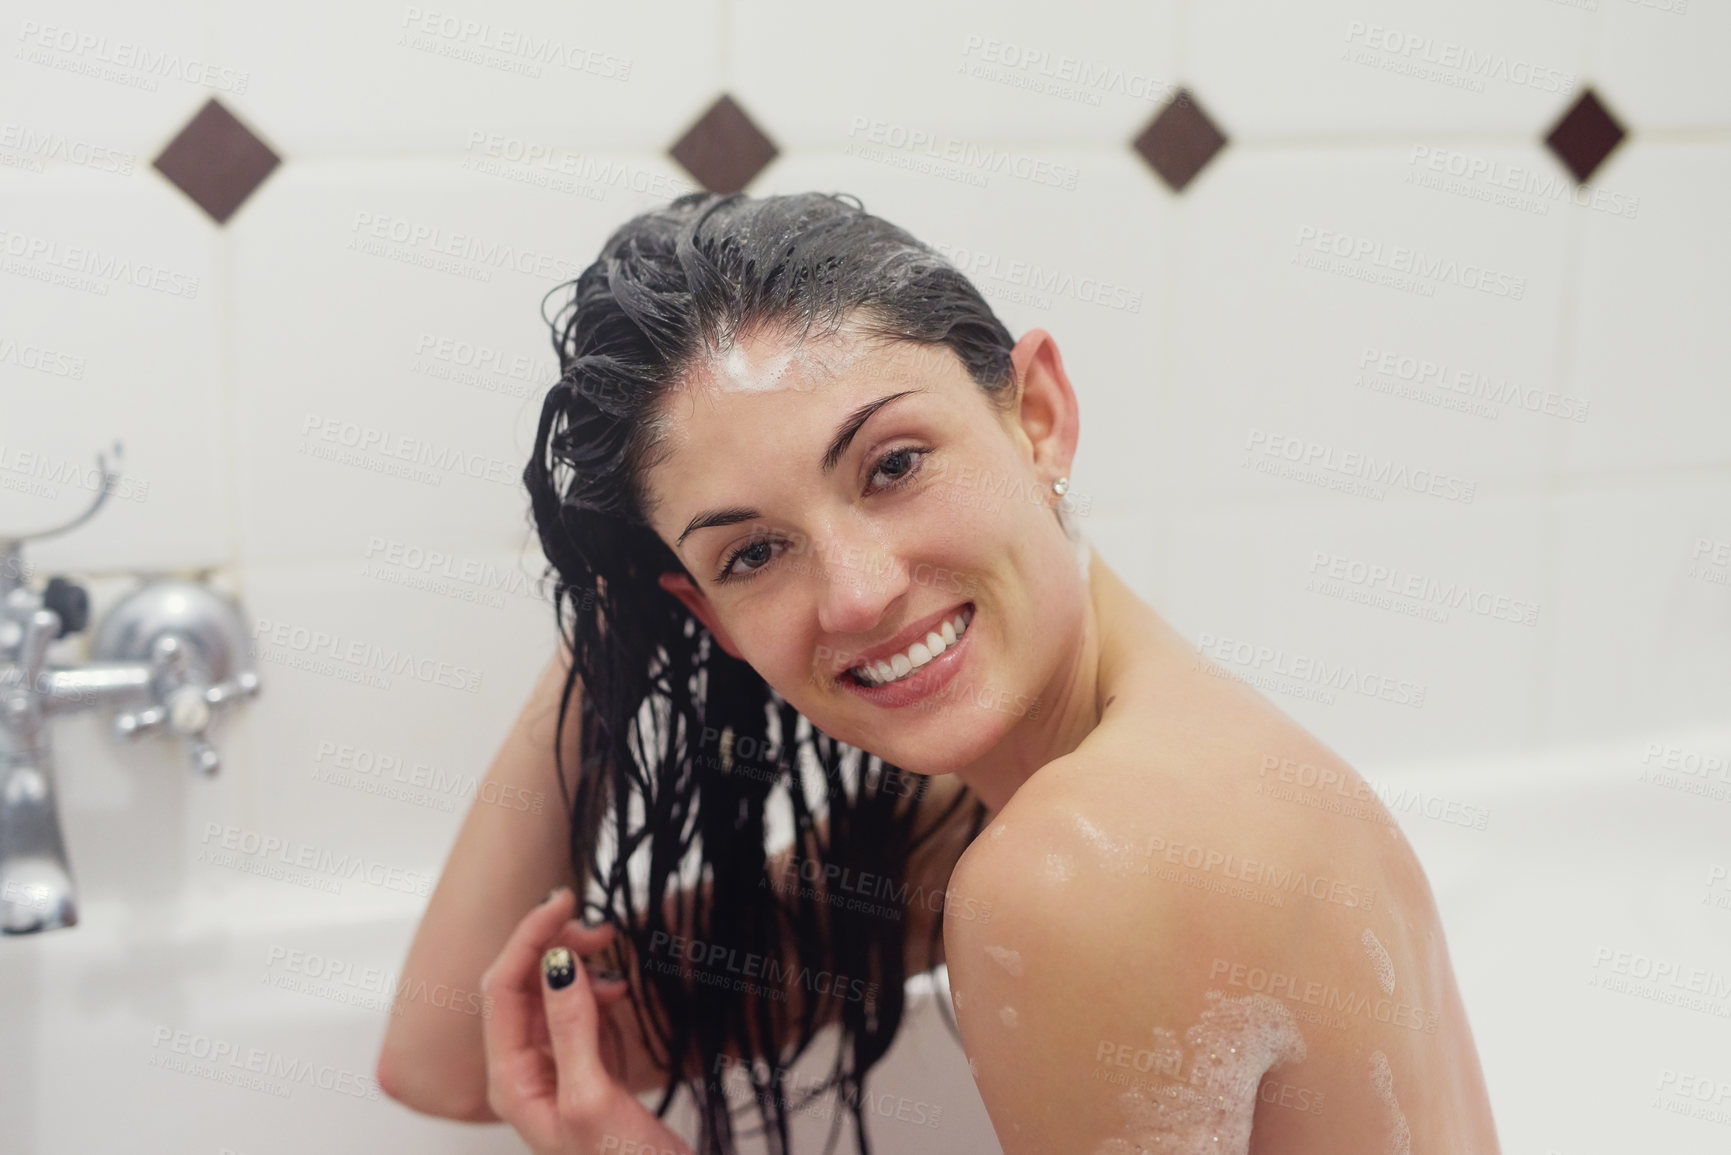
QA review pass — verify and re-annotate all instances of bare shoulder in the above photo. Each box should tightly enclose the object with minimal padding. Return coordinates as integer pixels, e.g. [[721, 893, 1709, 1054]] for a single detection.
[[942, 761, 1316, 1155], [943, 667, 1492, 1153]]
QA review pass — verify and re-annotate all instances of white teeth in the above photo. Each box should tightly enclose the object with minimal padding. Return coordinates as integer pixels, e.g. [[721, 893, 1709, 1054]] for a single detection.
[[850, 605, 974, 688]]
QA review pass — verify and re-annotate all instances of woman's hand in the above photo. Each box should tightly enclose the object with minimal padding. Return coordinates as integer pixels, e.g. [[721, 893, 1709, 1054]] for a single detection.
[[480, 888, 693, 1155]]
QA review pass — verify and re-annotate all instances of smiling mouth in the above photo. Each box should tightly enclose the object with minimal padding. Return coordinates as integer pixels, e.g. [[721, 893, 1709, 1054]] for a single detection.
[[843, 603, 975, 688]]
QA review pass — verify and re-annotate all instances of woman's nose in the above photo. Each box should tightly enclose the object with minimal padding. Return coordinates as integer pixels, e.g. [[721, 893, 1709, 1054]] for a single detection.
[[812, 537, 907, 637]]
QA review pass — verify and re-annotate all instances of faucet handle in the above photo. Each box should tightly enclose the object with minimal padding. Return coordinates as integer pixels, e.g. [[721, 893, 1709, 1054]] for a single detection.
[[165, 675, 259, 777], [90, 578, 261, 777], [182, 733, 221, 777], [111, 637, 261, 776]]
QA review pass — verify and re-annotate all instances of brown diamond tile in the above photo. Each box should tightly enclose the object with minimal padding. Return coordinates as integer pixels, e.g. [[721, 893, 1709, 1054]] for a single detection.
[[1545, 88, 1626, 184], [669, 94, 778, 195], [154, 98, 280, 224], [1133, 88, 1227, 194]]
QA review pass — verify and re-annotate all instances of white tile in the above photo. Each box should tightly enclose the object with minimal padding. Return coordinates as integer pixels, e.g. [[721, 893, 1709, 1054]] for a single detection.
[[1598, 0, 1731, 129], [1162, 144, 1572, 515], [232, 557, 556, 872], [228, 156, 686, 566], [216, 0, 724, 155], [1189, 0, 1597, 136], [1562, 141, 1731, 475], [1082, 507, 1161, 605], [1158, 491, 1548, 766], [0, 0, 227, 158], [734, 0, 1180, 148], [1540, 478, 1731, 745], [0, 165, 225, 573]]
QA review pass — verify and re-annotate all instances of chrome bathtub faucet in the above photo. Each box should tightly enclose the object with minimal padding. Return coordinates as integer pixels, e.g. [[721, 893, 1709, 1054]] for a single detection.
[[0, 447, 260, 934]]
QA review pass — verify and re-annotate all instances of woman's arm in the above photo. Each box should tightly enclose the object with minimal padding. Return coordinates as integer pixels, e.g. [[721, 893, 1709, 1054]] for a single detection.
[[378, 641, 984, 1120], [377, 644, 589, 1121]]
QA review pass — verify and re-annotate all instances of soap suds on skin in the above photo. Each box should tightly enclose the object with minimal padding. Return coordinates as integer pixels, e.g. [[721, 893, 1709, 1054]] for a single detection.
[[1093, 991, 1307, 1155], [986, 945, 1025, 977], [1140, 1027, 1184, 1079], [702, 329, 874, 397], [715, 342, 795, 393], [1045, 851, 1076, 883], [1361, 928, 1396, 995], [1369, 1050, 1412, 1155], [1071, 813, 1138, 871]]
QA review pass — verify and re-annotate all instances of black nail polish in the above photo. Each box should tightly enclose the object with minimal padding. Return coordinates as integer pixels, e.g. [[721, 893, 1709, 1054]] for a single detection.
[[588, 967, 624, 983], [542, 947, 576, 990]]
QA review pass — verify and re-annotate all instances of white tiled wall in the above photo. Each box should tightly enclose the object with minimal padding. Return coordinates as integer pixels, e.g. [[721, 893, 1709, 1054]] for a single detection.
[[2, 1, 1727, 1153]]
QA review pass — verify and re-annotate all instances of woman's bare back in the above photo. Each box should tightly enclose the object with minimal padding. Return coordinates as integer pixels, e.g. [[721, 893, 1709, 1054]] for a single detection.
[[942, 598, 1502, 1154]]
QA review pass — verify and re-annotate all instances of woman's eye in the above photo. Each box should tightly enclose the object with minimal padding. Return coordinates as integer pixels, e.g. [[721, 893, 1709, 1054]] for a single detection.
[[713, 450, 927, 585], [722, 539, 778, 579], [870, 446, 928, 490]]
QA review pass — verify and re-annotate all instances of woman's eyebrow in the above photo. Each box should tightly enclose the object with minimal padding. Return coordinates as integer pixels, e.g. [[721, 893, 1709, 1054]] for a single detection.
[[676, 504, 757, 549], [819, 388, 926, 474], [675, 388, 929, 550]]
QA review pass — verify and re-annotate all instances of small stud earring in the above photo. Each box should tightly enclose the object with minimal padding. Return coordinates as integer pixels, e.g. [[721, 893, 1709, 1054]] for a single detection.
[[1052, 477, 1070, 497]]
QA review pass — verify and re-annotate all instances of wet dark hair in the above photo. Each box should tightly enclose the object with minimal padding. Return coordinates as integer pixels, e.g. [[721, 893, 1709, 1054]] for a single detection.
[[523, 191, 1016, 1155]]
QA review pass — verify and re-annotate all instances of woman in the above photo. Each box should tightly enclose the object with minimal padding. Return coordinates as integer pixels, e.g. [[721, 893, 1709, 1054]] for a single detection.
[[376, 192, 1503, 1155]]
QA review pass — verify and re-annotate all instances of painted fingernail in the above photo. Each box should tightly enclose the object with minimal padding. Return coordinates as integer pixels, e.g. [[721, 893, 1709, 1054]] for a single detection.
[[542, 947, 576, 990], [588, 967, 624, 983]]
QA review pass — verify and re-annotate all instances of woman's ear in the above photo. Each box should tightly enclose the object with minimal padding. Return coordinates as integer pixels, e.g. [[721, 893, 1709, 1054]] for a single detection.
[[656, 572, 745, 660], [1007, 328, 1080, 480]]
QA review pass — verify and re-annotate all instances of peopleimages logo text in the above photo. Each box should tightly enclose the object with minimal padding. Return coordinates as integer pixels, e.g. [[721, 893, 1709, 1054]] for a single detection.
[[252, 615, 483, 693], [1342, 21, 1576, 94], [1293, 226, 1526, 300], [0, 226, 200, 298], [199, 823, 433, 897]]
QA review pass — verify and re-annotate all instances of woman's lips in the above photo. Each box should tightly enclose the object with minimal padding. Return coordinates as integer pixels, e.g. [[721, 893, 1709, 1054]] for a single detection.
[[841, 600, 973, 674], [839, 603, 975, 708]]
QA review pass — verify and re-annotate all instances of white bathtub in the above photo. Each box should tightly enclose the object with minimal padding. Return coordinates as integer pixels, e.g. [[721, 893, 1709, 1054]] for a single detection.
[[0, 852, 995, 1153], [3, 725, 1728, 1153]]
